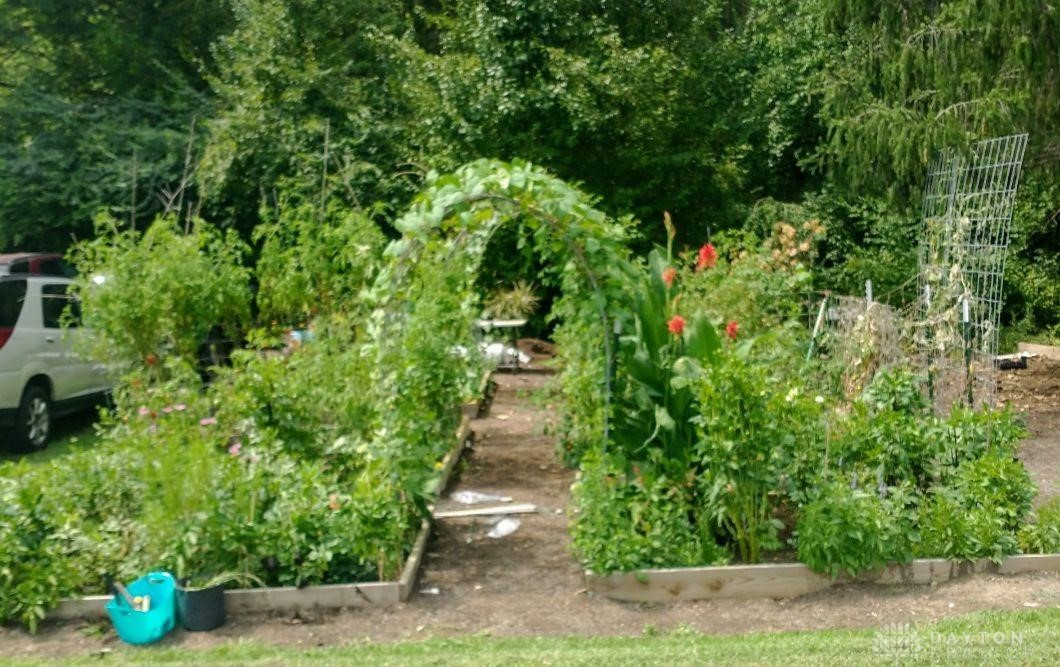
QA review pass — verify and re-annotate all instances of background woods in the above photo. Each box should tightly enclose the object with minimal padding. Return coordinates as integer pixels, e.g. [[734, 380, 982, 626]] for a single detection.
[[1, 0, 1058, 340]]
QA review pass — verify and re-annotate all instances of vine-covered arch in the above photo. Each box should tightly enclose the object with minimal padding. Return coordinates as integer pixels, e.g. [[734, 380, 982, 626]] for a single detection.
[[364, 159, 640, 464]]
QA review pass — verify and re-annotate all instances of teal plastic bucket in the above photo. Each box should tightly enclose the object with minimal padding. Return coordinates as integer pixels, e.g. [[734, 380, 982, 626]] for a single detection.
[[106, 571, 177, 645]]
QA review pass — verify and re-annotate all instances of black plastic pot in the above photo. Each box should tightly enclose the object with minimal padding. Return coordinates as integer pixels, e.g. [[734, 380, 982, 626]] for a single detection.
[[176, 582, 226, 632]]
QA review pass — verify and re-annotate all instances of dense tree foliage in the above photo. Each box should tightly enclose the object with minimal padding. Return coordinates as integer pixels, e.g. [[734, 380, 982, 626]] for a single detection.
[[0, 0, 1056, 337]]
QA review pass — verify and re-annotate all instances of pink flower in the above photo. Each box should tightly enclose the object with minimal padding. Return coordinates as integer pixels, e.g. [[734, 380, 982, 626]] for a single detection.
[[668, 315, 686, 335], [228, 441, 242, 457], [162, 406, 174, 414], [725, 320, 739, 341], [173, 404, 187, 412], [138, 406, 150, 417], [199, 416, 217, 426], [696, 243, 717, 271], [662, 267, 677, 288]]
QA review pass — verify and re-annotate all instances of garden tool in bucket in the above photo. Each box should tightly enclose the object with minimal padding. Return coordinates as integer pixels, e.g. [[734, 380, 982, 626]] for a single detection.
[[106, 571, 177, 645]]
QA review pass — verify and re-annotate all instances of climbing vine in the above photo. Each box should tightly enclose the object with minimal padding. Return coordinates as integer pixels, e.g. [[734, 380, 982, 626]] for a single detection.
[[360, 158, 641, 467]]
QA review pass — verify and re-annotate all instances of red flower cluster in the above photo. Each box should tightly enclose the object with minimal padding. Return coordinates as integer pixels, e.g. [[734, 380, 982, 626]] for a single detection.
[[696, 243, 717, 271], [668, 315, 686, 335], [725, 320, 739, 341], [662, 266, 677, 288]]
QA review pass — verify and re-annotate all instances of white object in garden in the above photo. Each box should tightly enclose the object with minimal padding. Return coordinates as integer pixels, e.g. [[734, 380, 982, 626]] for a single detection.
[[480, 342, 531, 366], [451, 490, 513, 504], [487, 517, 521, 538]]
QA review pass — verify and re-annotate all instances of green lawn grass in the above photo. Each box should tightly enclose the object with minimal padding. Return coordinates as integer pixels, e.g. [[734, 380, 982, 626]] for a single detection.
[[1, 407, 104, 465], [13, 607, 1059, 666]]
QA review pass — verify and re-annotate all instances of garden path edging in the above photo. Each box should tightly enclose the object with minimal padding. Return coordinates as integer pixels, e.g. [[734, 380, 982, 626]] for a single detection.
[[586, 554, 1060, 602], [48, 413, 476, 621]]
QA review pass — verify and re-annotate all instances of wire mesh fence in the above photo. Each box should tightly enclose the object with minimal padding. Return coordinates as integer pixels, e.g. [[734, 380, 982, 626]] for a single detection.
[[913, 133, 1028, 412]]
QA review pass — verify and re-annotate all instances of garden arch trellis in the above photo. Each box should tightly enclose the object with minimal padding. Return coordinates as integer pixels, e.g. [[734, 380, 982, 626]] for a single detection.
[[363, 159, 640, 460]]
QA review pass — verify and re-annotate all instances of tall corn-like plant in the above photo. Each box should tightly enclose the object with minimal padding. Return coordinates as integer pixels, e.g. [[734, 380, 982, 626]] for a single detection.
[[611, 247, 721, 467]]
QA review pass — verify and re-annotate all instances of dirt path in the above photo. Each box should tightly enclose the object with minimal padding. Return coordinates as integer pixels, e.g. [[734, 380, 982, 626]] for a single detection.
[[4, 370, 1060, 660], [1001, 357, 1060, 504]]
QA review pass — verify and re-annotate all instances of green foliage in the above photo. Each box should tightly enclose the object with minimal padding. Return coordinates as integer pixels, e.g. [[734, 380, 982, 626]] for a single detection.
[[0, 473, 78, 632], [693, 354, 821, 563], [67, 216, 252, 370], [610, 248, 722, 466], [1019, 498, 1060, 555], [254, 193, 385, 325], [916, 445, 1034, 563], [857, 367, 930, 416], [571, 452, 729, 573], [200, 0, 412, 237], [483, 280, 540, 320], [949, 450, 1035, 534], [796, 480, 917, 579]]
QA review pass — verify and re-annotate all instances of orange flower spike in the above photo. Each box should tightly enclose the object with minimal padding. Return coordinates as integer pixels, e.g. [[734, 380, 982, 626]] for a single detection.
[[668, 315, 686, 335], [725, 320, 739, 341], [662, 266, 678, 288]]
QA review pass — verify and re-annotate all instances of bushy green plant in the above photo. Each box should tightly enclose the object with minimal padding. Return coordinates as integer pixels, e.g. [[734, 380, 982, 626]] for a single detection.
[[950, 450, 1036, 533], [915, 450, 1034, 562], [917, 490, 1018, 563], [254, 194, 385, 325], [68, 215, 252, 370], [1019, 498, 1060, 554], [571, 452, 729, 574], [857, 368, 930, 415], [796, 480, 917, 578], [693, 354, 822, 563], [0, 475, 78, 632]]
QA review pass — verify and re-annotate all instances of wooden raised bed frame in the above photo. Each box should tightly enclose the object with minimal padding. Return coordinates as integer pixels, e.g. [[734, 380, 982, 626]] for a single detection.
[[586, 554, 1060, 602]]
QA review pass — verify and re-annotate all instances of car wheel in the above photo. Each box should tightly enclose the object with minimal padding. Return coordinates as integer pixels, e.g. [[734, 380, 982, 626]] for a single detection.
[[15, 384, 51, 451]]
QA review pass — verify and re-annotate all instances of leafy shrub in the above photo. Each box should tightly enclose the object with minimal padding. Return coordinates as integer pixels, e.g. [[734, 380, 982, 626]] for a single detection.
[[858, 368, 930, 415], [915, 451, 1034, 562], [254, 194, 384, 325], [693, 354, 822, 563], [950, 450, 1035, 532], [1019, 498, 1060, 554], [68, 215, 251, 370], [0, 476, 78, 632], [571, 453, 729, 573], [796, 480, 916, 578], [917, 490, 1018, 563]]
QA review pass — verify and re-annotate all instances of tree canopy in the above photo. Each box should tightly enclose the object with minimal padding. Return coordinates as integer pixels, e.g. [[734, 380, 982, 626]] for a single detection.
[[1, 0, 1057, 337]]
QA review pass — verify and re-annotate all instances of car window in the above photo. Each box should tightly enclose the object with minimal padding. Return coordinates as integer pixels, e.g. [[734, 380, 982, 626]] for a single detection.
[[8, 260, 29, 274], [41, 283, 80, 328], [38, 259, 65, 276], [0, 279, 28, 326]]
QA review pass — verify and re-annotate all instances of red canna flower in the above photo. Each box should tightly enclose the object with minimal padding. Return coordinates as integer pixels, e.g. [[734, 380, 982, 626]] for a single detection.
[[725, 320, 739, 341], [668, 315, 686, 335], [696, 243, 717, 271], [662, 266, 677, 288]]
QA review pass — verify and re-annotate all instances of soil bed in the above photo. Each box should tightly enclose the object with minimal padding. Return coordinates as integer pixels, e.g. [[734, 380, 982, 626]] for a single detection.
[[3, 366, 1060, 659]]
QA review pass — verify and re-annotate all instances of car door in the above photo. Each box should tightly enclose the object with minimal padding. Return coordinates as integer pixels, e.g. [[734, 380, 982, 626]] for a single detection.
[[39, 281, 85, 400], [0, 278, 28, 410]]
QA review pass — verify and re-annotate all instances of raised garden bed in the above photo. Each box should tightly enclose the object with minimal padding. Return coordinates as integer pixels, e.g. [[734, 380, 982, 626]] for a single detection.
[[462, 371, 497, 420], [585, 553, 1060, 602], [48, 415, 475, 621]]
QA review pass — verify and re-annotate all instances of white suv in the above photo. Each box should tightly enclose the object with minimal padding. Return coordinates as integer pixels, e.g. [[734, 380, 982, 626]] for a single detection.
[[0, 275, 111, 450]]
